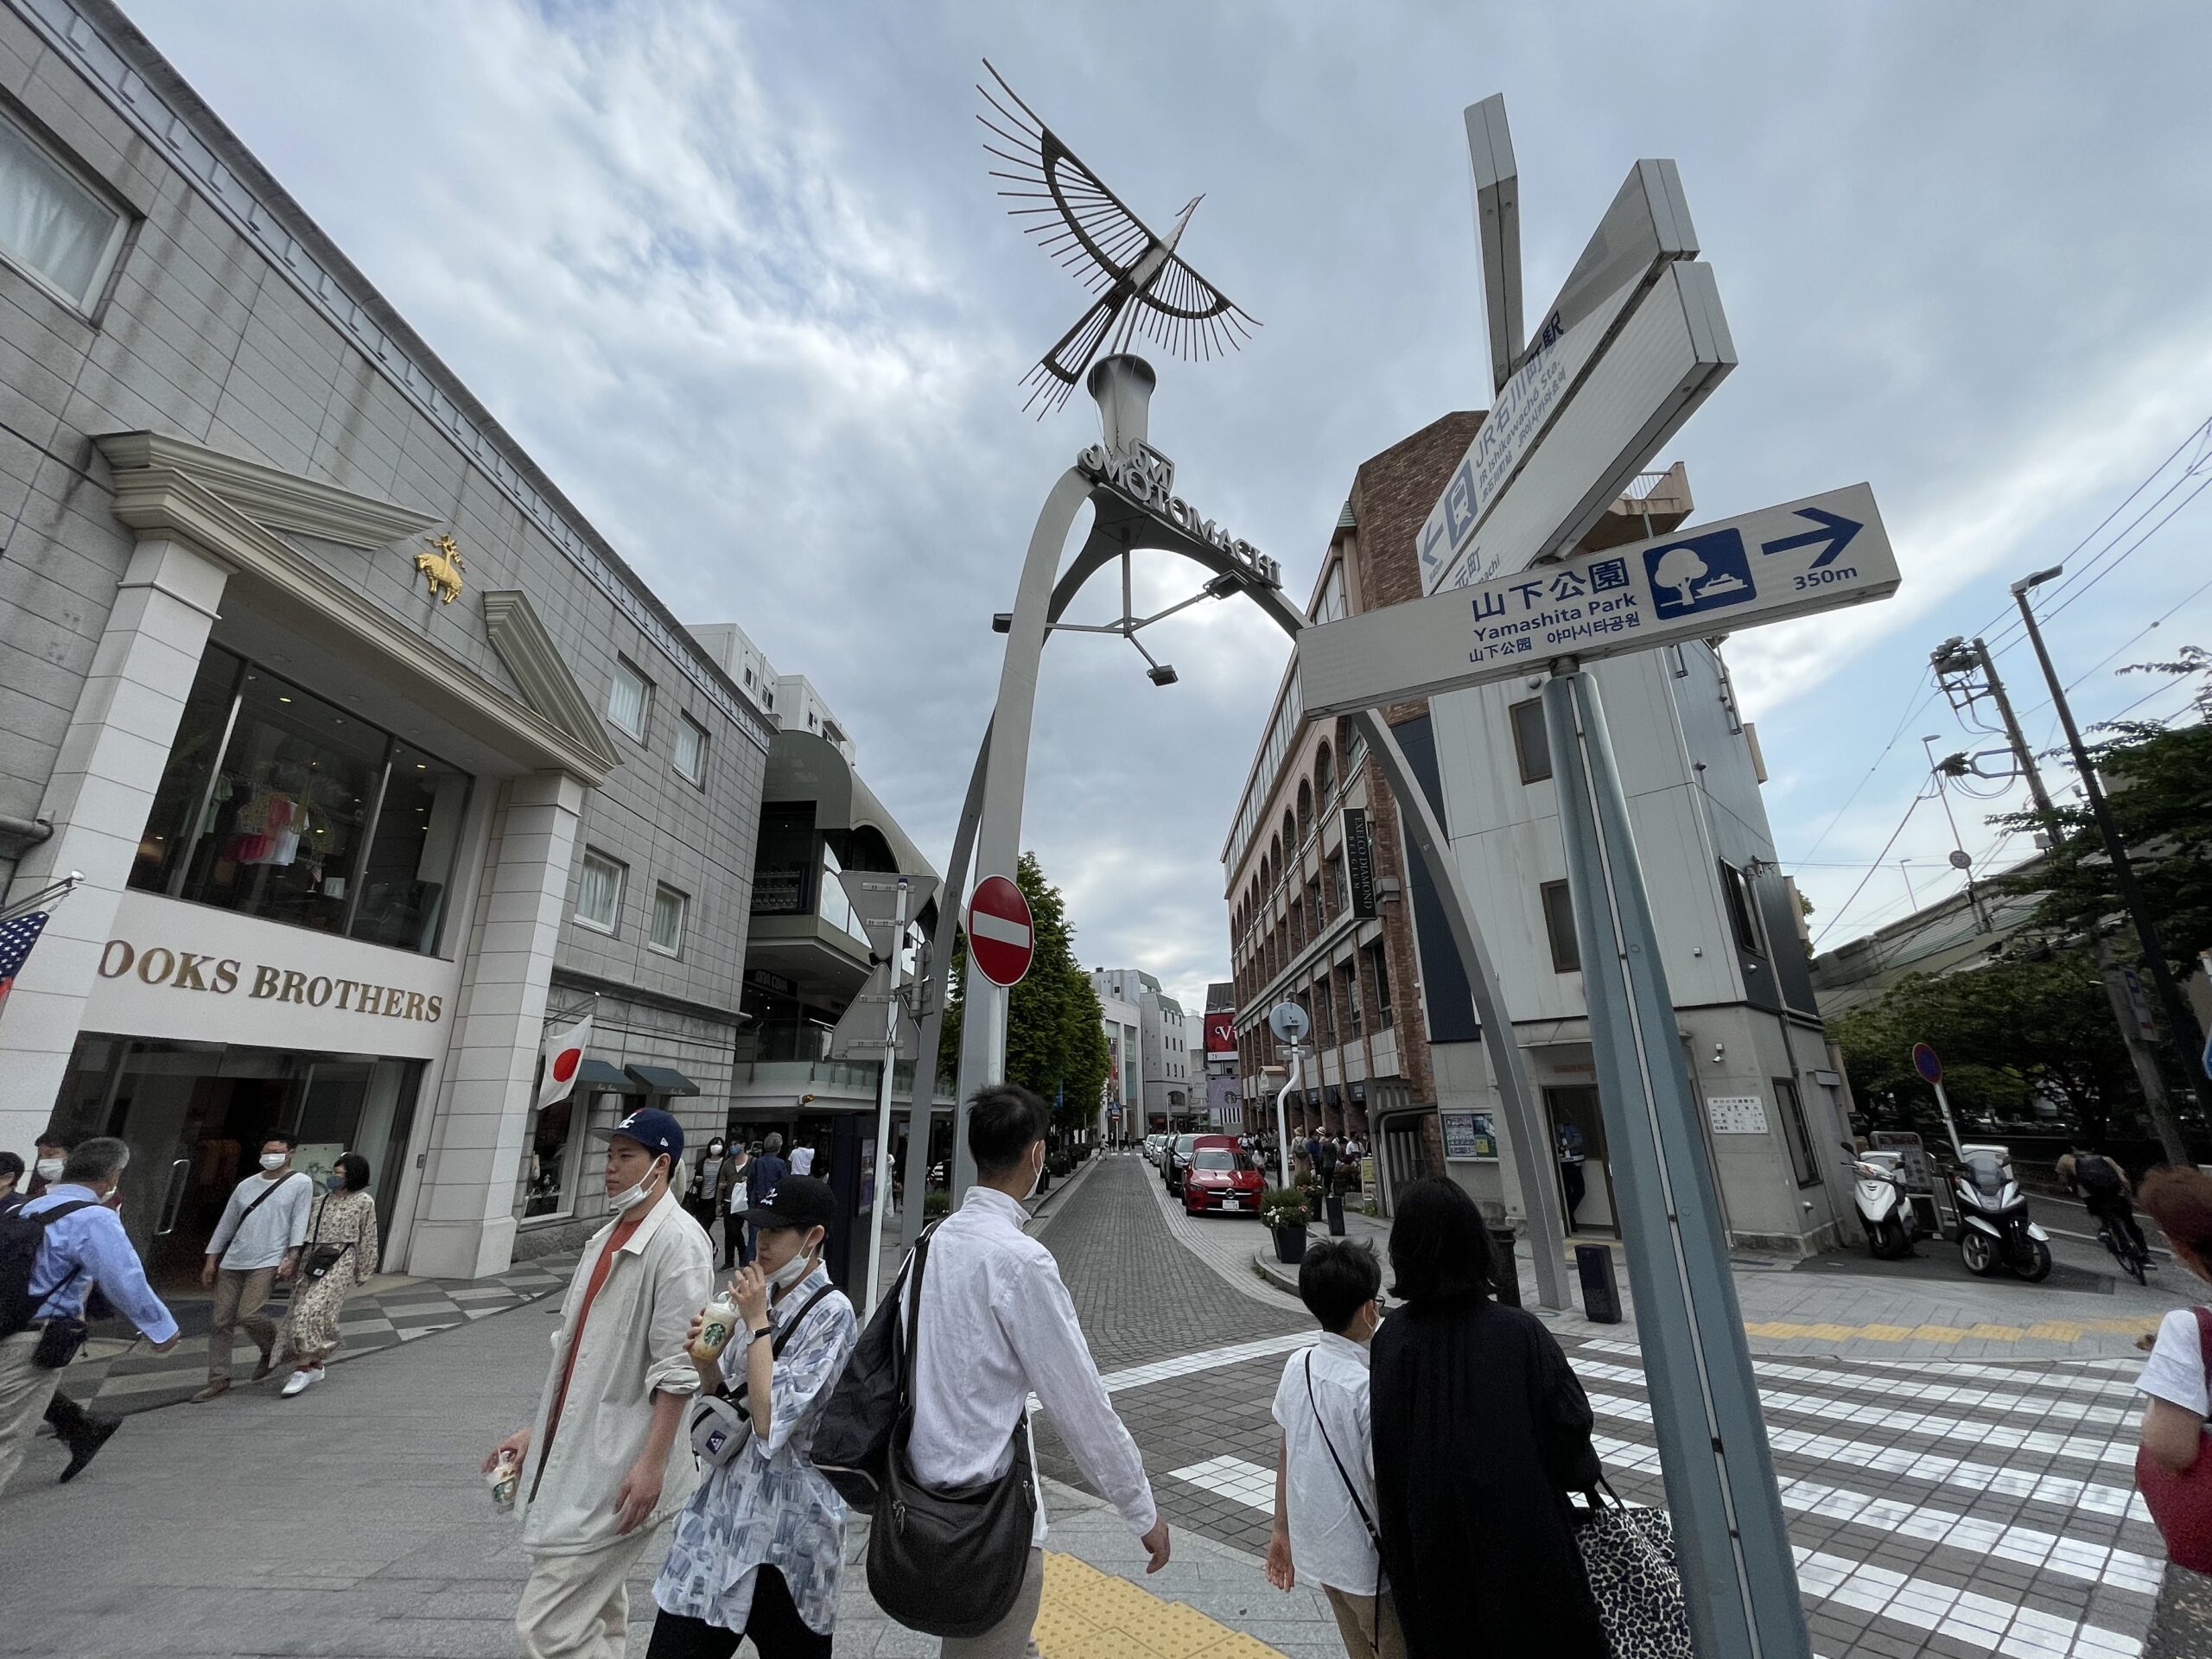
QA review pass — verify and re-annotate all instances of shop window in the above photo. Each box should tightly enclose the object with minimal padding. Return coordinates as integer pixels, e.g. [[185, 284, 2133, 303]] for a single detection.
[[1314, 980, 1335, 1046], [127, 646, 470, 953], [675, 713, 709, 785], [1510, 697, 1552, 784], [1541, 880, 1580, 973], [1775, 1077, 1821, 1187], [650, 884, 689, 957], [1719, 860, 1765, 957], [576, 850, 625, 933], [519, 1084, 595, 1221], [1340, 957, 1363, 1039], [607, 658, 652, 742], [0, 107, 127, 313]]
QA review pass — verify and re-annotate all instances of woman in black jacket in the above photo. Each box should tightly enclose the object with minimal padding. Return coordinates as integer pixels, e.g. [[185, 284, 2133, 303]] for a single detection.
[[1370, 1177, 1608, 1657]]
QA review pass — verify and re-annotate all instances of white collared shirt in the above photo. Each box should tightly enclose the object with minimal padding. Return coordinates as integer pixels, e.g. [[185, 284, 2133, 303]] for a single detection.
[[1271, 1332, 1380, 1596], [903, 1187, 1156, 1546]]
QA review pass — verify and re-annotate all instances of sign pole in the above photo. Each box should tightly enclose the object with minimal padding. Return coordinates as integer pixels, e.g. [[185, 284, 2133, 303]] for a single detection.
[[1274, 1046, 1302, 1190], [1911, 1043, 1961, 1159], [862, 878, 910, 1313], [1543, 664, 1809, 1659]]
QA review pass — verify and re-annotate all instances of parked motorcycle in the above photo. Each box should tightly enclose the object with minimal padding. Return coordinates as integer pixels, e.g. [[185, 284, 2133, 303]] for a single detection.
[[1949, 1144, 2051, 1281], [1840, 1142, 1918, 1259]]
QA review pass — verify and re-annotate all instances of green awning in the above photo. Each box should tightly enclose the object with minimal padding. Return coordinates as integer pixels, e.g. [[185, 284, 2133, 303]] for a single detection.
[[575, 1059, 646, 1096], [626, 1063, 701, 1096]]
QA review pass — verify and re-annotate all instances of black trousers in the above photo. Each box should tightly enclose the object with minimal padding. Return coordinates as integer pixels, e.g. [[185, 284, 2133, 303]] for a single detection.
[[2087, 1192, 2149, 1255], [1561, 1162, 1586, 1225], [645, 1568, 829, 1657], [45, 1389, 99, 1443]]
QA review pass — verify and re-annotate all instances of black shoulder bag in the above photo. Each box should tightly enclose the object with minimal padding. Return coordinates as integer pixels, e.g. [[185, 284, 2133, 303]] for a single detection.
[[301, 1194, 352, 1282], [865, 1227, 1037, 1639]]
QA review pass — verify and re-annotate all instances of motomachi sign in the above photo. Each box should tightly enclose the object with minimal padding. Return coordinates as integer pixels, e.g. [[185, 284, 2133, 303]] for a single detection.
[[1077, 441, 1281, 590]]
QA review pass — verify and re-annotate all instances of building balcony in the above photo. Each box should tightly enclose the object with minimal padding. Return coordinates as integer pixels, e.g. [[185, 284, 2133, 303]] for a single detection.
[[1575, 461, 1693, 553]]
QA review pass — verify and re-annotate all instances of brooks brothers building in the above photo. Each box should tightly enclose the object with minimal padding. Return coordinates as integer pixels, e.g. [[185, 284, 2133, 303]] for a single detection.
[[0, 0, 936, 1287]]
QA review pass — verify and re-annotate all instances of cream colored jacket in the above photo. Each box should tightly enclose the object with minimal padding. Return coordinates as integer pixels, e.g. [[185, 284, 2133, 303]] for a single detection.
[[517, 1191, 715, 1556]]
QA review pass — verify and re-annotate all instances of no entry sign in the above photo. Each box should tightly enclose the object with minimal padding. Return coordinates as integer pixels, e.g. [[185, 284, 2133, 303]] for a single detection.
[[967, 874, 1034, 988], [1911, 1042, 1942, 1085]]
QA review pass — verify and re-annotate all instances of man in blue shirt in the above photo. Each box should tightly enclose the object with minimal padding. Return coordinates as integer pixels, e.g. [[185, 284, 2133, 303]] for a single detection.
[[742, 1134, 787, 1269], [0, 1137, 178, 1492]]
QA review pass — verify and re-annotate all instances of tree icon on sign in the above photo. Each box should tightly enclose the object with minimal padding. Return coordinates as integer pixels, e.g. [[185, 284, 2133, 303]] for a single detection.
[[1652, 543, 1708, 609]]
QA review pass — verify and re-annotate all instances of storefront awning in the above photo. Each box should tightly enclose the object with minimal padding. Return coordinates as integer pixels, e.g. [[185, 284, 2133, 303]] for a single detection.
[[626, 1064, 700, 1096], [576, 1059, 646, 1096]]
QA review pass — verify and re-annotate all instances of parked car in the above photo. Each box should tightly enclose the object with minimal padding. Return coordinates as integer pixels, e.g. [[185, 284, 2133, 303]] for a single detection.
[[1181, 1137, 1264, 1217], [1164, 1133, 1199, 1195], [1146, 1133, 1166, 1166]]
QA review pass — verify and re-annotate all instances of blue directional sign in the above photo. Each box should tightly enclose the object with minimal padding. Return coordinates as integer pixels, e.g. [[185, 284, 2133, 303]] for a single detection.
[[1644, 529, 1757, 620]]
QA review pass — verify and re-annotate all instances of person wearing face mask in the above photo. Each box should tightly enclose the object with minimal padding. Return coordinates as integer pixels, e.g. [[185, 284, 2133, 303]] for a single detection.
[[193, 1132, 313, 1402], [899, 1084, 1169, 1656], [649, 1174, 859, 1656], [0, 1137, 179, 1491], [486, 1109, 714, 1659], [23, 1132, 74, 1203], [718, 1141, 753, 1273], [0, 1152, 24, 1215], [7, 1129, 124, 1480], [685, 1138, 728, 1244], [275, 1154, 380, 1398]]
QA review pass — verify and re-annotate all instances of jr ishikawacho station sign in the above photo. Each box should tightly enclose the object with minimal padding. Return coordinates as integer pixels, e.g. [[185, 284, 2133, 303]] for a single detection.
[[1294, 483, 1898, 717]]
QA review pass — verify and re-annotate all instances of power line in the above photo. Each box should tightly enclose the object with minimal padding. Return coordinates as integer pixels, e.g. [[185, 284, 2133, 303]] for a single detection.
[[2049, 567, 2212, 696], [1809, 788, 1931, 949], [1796, 677, 1942, 863]]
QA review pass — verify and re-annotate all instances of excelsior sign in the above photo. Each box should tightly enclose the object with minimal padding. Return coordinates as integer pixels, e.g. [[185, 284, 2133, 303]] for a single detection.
[[1297, 484, 1897, 716]]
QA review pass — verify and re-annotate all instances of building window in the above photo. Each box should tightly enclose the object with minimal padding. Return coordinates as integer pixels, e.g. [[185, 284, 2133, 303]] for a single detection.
[[576, 850, 625, 933], [1510, 697, 1552, 785], [125, 644, 472, 955], [1541, 880, 1580, 973], [1719, 860, 1764, 956], [650, 884, 689, 956], [518, 1089, 584, 1220], [1364, 941, 1392, 1030], [675, 713, 709, 785], [607, 658, 652, 742], [0, 109, 127, 312], [1775, 1077, 1821, 1187], [1340, 957, 1363, 1038], [1314, 980, 1335, 1046]]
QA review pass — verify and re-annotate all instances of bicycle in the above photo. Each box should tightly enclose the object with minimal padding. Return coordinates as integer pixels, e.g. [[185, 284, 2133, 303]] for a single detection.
[[2094, 1211, 2151, 1287]]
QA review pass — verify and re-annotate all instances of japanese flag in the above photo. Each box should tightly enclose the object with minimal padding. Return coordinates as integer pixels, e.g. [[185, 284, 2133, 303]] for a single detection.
[[538, 1014, 593, 1109]]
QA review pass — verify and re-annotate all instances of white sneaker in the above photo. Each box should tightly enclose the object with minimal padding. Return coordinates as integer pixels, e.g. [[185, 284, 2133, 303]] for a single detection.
[[280, 1369, 319, 1398]]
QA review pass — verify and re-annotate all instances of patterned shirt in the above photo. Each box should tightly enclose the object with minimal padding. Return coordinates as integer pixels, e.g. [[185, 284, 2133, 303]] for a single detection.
[[653, 1262, 859, 1636]]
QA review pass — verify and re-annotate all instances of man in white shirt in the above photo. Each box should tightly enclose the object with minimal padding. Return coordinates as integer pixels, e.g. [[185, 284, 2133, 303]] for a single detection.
[[906, 1084, 1169, 1656], [192, 1132, 313, 1402], [787, 1141, 815, 1177], [1265, 1239, 1402, 1659]]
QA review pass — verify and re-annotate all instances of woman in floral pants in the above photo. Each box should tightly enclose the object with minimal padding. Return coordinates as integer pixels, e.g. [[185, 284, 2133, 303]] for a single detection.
[[277, 1153, 379, 1397]]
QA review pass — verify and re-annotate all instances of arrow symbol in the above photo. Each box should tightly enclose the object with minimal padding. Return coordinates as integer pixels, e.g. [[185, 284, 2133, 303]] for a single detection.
[[1759, 507, 1860, 569]]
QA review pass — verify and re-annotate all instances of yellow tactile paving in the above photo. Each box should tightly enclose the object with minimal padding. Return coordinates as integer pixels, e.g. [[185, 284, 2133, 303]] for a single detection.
[[1738, 1315, 2157, 1346], [1035, 1551, 1291, 1659]]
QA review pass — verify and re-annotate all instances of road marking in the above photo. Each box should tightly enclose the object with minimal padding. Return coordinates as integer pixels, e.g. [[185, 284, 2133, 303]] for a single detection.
[[1580, 1339, 2152, 1402], [1096, 1333, 1312, 1395], [1738, 1315, 2157, 1345], [1574, 1356, 2139, 1432], [1167, 1454, 1277, 1511], [1792, 1547, 2140, 1657]]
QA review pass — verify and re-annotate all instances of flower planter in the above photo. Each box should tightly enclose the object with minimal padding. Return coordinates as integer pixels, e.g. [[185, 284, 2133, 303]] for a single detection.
[[1272, 1223, 1308, 1265]]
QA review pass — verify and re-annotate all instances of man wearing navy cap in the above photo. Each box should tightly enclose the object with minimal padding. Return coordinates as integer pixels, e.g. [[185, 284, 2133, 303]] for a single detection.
[[486, 1107, 714, 1659]]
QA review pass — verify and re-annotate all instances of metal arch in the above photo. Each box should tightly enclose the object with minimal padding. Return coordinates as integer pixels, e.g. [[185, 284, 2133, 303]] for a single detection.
[[894, 450, 1570, 1312]]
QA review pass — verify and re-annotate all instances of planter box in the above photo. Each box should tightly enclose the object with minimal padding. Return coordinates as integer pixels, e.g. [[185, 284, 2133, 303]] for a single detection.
[[1273, 1224, 1308, 1265]]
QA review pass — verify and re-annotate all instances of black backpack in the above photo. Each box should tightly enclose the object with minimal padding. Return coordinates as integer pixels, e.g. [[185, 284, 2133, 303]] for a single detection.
[[2073, 1154, 2124, 1198], [811, 1227, 931, 1509], [0, 1200, 93, 1339]]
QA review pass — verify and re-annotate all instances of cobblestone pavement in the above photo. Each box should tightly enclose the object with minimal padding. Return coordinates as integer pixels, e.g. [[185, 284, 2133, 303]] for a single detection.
[[1041, 1151, 2177, 1658]]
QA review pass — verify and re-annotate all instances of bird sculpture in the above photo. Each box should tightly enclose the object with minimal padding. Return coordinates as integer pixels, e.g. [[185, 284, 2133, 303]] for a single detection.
[[979, 60, 1259, 416]]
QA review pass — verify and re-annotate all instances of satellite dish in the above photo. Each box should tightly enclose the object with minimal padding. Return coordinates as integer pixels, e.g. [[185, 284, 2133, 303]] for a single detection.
[[1267, 1001, 1311, 1043]]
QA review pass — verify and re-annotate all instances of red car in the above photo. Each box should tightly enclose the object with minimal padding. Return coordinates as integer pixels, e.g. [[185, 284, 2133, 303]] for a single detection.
[[1181, 1136, 1263, 1217]]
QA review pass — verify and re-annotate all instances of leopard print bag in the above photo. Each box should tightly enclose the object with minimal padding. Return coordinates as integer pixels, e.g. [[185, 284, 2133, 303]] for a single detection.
[[1573, 1481, 1694, 1658]]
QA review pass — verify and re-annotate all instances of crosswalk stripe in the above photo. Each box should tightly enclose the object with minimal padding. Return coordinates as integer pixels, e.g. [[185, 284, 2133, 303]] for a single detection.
[[1578, 1362, 2140, 1462], [1578, 1339, 2143, 1423], [1589, 1435, 2162, 1594], [1163, 1453, 2148, 1654]]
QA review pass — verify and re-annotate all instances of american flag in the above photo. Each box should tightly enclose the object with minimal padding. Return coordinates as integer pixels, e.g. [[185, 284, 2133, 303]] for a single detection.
[[0, 910, 50, 1015]]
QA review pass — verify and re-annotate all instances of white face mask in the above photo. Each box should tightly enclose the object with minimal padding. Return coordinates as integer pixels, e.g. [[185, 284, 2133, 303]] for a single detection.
[[608, 1160, 663, 1214], [259, 1153, 289, 1172], [1023, 1147, 1045, 1202], [35, 1158, 66, 1182], [768, 1248, 816, 1292]]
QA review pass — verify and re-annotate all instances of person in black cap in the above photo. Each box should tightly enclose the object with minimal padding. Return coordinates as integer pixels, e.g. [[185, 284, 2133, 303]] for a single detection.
[[649, 1173, 858, 1656], [487, 1107, 714, 1659]]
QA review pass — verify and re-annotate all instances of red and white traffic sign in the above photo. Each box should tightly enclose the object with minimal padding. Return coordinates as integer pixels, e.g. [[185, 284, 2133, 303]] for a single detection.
[[967, 874, 1034, 988]]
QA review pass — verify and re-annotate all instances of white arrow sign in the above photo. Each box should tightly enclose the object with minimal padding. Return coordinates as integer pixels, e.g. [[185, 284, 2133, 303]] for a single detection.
[[1298, 484, 1898, 716]]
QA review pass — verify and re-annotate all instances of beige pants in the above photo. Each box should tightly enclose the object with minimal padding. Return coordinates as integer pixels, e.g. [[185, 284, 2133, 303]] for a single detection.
[[0, 1330, 65, 1492], [1324, 1585, 1408, 1659], [207, 1266, 278, 1382], [515, 1531, 654, 1659], [939, 1547, 1046, 1658]]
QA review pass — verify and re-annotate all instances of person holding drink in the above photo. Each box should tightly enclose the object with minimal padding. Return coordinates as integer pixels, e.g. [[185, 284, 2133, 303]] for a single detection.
[[647, 1173, 859, 1657]]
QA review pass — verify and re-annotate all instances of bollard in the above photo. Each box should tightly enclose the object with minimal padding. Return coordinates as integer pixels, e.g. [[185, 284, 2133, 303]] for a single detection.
[[1326, 1189, 1346, 1236], [1574, 1243, 1622, 1323], [1488, 1227, 1521, 1306]]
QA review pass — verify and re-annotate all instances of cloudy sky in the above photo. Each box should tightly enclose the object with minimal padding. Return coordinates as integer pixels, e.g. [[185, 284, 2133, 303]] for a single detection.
[[126, 1, 2212, 1009]]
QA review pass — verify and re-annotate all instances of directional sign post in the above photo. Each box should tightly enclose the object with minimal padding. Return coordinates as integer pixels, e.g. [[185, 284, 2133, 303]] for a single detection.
[[967, 874, 1034, 988], [1297, 484, 1897, 717], [1267, 1001, 1311, 1189]]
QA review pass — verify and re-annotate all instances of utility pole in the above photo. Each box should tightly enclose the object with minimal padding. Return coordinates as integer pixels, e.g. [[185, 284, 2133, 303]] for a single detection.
[[1923, 734, 1988, 932]]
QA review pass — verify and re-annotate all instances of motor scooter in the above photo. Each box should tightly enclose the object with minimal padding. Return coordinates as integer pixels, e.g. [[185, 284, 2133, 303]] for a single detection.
[[1839, 1142, 1918, 1259], [1948, 1143, 2051, 1281]]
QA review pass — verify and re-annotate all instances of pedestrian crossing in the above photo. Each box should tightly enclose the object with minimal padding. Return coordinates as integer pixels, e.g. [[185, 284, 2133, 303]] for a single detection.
[[1151, 1332, 2160, 1659]]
